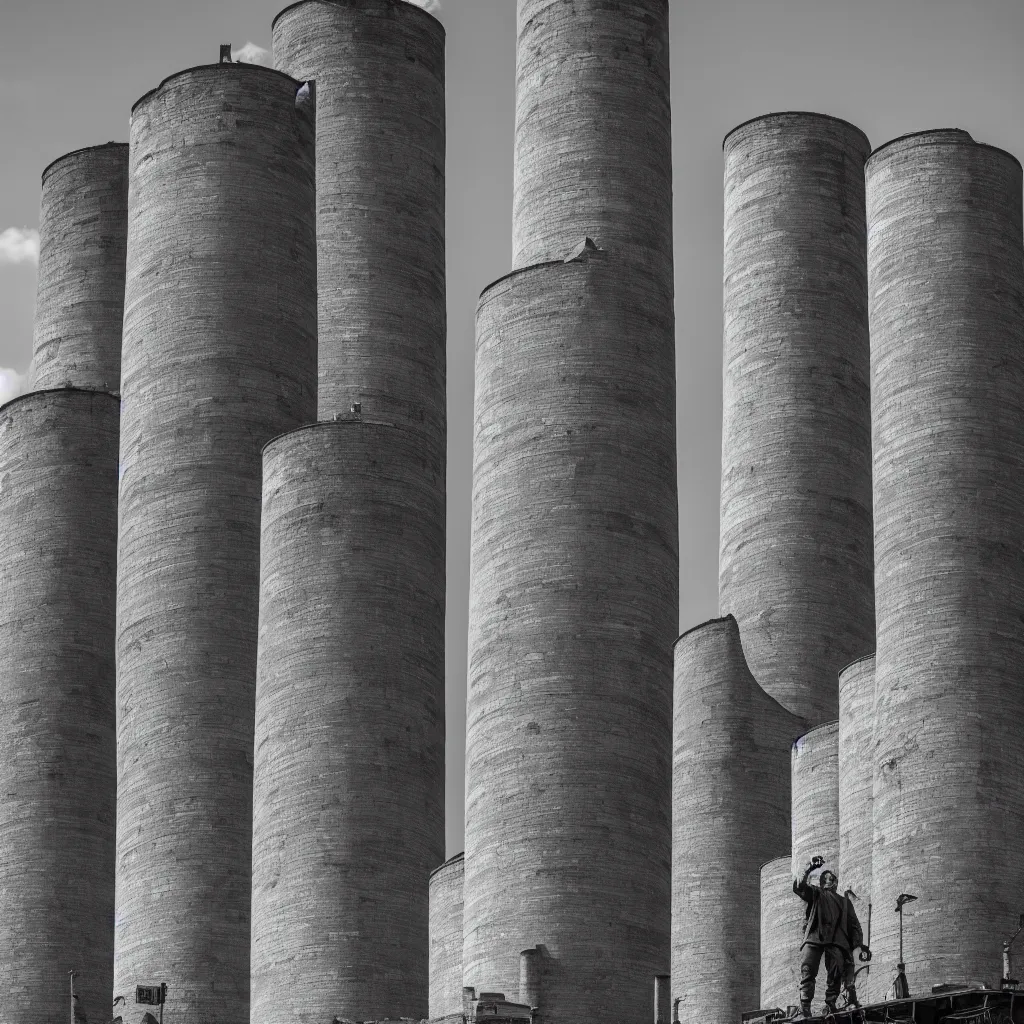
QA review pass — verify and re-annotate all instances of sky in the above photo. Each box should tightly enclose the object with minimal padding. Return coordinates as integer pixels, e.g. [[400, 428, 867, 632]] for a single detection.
[[1, 0, 1022, 856]]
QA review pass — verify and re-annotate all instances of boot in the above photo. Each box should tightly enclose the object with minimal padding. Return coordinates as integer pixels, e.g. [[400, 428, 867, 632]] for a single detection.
[[824, 1000, 837, 1016], [846, 986, 860, 1008], [800, 1001, 812, 1019]]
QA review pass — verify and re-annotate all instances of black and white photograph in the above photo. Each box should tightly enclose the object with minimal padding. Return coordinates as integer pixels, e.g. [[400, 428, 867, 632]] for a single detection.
[[0, 2, 1022, 1022]]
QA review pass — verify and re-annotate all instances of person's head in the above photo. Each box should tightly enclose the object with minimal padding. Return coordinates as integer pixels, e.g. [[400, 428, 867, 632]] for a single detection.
[[820, 870, 838, 891]]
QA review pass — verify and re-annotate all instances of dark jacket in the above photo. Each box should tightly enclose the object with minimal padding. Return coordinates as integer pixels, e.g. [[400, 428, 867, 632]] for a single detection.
[[794, 870, 863, 953]]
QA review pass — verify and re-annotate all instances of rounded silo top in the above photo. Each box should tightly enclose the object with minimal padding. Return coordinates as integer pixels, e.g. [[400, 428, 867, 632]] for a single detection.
[[131, 60, 309, 116], [723, 110, 870, 154], [272, 0, 445, 34], [40, 140, 127, 184], [430, 850, 465, 881], [838, 652, 876, 696], [866, 127, 1022, 170], [0, 385, 120, 416], [792, 720, 840, 759]]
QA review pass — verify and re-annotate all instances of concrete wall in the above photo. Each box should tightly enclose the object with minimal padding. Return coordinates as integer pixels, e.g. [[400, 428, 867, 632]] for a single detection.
[[672, 616, 805, 1024], [115, 64, 316, 1023], [430, 853, 465, 1020], [272, 0, 446, 443], [513, 0, 672, 295], [252, 420, 445, 1023], [868, 129, 1024, 994], [32, 144, 128, 391], [464, 248, 677, 1024], [0, 389, 119, 1024], [760, 857, 804, 1011], [791, 722, 839, 878], [719, 112, 874, 727], [838, 655, 874, 993]]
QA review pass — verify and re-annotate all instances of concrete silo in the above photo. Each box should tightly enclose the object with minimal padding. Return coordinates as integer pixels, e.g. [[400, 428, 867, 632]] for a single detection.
[[272, 0, 446, 442], [838, 654, 874, 993], [115, 64, 316, 1022], [252, 420, 445, 1023], [0, 388, 119, 1024], [464, 245, 677, 1024], [430, 852, 465, 1020], [513, 0, 672, 293], [720, 112, 874, 727], [791, 722, 839, 877], [868, 129, 1024, 994], [760, 857, 805, 1011], [32, 144, 128, 391], [672, 616, 805, 1024], [465, 3, 676, 1020]]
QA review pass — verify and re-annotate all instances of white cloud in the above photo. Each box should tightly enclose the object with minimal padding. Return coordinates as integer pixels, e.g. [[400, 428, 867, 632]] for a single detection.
[[231, 42, 272, 66], [0, 228, 39, 266], [406, 0, 441, 10], [0, 367, 29, 407]]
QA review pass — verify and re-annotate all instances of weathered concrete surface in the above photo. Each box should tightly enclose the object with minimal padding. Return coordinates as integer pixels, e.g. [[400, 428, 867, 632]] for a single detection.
[[672, 616, 805, 1024], [252, 420, 445, 1023], [430, 853, 465, 1020], [720, 112, 874, 727], [513, 0, 673, 298], [792, 722, 839, 879], [760, 857, 805, 1011], [464, 249, 677, 1024], [838, 655, 874, 994], [868, 129, 1024, 995], [0, 388, 119, 1024], [116, 64, 316, 1023], [32, 144, 128, 391], [272, 0, 446, 445]]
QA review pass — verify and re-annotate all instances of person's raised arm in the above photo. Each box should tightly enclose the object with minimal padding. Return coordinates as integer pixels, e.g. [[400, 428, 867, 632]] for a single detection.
[[793, 858, 819, 902]]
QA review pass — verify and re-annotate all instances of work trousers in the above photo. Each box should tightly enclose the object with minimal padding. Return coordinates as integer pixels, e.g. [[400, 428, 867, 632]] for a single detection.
[[799, 943, 854, 1006]]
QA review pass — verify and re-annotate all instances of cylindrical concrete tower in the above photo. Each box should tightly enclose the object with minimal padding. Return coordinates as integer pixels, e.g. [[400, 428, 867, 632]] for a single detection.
[[430, 853, 466, 1020], [760, 857, 805, 1011], [791, 722, 840, 878], [252, 420, 445, 1023], [272, 0, 446, 437], [672, 616, 805, 1024], [519, 949, 542, 1010], [654, 975, 671, 1024], [464, 246, 677, 1024], [115, 64, 316, 1022], [0, 389, 118, 1024], [32, 144, 128, 391], [513, 0, 672, 291], [720, 112, 874, 727], [838, 656, 874, 942], [868, 129, 1024, 994]]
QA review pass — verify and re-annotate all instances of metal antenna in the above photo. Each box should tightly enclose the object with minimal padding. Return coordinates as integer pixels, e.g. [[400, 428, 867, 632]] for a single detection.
[[893, 893, 918, 999]]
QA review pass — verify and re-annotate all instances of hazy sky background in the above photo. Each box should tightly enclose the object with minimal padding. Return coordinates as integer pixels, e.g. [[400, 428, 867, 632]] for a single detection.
[[1, 0, 1022, 855]]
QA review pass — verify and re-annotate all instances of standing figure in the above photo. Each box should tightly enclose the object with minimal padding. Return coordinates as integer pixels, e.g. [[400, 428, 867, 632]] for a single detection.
[[794, 857, 869, 1016]]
